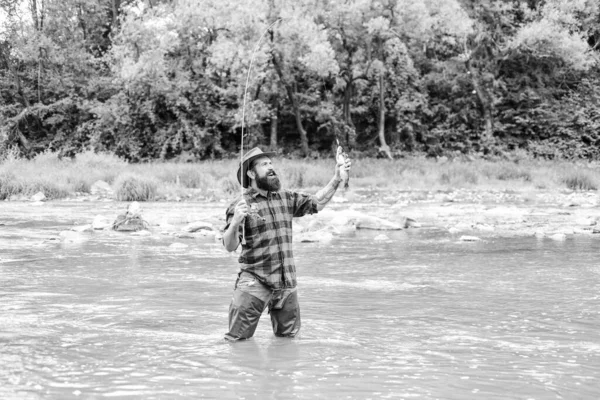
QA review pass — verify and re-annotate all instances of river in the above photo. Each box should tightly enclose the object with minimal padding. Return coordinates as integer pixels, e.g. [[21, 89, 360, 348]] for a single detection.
[[1, 201, 599, 399]]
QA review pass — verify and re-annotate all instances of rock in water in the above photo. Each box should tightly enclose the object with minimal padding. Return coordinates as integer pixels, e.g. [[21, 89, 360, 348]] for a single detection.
[[113, 215, 148, 232], [356, 216, 403, 230], [112, 202, 149, 232], [30, 191, 46, 202], [183, 221, 214, 232], [373, 234, 391, 242], [403, 217, 421, 228], [90, 180, 114, 197], [549, 233, 567, 241], [92, 215, 112, 230]]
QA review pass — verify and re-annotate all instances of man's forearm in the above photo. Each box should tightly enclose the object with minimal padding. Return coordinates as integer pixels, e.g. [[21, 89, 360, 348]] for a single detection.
[[223, 222, 241, 252], [315, 176, 342, 211]]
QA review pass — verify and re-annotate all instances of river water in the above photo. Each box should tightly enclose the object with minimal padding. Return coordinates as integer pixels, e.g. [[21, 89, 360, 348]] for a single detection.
[[1, 202, 599, 399]]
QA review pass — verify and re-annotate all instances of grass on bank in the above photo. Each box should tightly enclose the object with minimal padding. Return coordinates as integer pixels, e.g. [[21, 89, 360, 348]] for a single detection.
[[0, 150, 599, 201]]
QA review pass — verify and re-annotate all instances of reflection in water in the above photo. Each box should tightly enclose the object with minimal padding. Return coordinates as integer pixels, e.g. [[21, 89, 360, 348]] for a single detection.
[[1, 203, 600, 399]]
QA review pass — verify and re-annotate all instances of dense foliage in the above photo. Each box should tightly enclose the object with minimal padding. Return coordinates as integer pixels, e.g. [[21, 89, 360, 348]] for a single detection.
[[1, 0, 599, 161]]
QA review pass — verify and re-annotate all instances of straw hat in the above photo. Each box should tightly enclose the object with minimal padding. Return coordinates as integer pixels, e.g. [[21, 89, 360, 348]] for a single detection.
[[236, 147, 277, 188]]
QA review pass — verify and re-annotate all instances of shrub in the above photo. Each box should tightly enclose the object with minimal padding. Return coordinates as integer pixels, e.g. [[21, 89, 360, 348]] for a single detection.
[[439, 164, 479, 186], [217, 176, 240, 197], [114, 173, 158, 201], [0, 171, 21, 200], [73, 150, 128, 169], [26, 179, 71, 199], [70, 179, 91, 193], [482, 162, 532, 182], [562, 170, 598, 191]]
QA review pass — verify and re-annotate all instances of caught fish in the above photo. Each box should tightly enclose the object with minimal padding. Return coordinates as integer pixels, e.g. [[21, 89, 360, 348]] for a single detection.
[[336, 140, 350, 190]]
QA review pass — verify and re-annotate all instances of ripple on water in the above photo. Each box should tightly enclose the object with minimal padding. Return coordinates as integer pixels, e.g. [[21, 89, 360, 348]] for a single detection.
[[300, 277, 426, 292]]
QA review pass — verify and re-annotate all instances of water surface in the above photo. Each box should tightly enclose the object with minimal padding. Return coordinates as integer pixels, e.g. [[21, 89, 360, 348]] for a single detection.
[[1, 202, 599, 399]]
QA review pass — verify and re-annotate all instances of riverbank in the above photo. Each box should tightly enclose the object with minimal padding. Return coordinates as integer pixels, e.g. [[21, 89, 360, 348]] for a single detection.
[[2, 186, 598, 248], [1, 150, 600, 202]]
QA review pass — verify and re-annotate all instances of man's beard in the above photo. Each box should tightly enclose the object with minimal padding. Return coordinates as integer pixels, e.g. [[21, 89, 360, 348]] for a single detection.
[[256, 172, 281, 192]]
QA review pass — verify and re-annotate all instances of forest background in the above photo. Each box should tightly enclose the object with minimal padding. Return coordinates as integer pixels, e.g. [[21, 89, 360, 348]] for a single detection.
[[1, 0, 600, 164]]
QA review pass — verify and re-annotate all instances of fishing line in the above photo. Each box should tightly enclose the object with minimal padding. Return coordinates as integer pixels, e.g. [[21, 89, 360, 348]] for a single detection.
[[240, 18, 282, 244]]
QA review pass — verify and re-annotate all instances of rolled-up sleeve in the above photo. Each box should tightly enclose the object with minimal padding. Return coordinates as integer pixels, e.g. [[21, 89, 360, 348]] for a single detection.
[[290, 191, 318, 218]]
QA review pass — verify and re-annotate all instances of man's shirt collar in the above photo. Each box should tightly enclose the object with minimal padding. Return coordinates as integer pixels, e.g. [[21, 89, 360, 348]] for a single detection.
[[245, 187, 280, 199]]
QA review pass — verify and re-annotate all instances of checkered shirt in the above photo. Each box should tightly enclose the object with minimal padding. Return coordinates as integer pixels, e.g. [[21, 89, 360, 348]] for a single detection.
[[224, 188, 318, 289]]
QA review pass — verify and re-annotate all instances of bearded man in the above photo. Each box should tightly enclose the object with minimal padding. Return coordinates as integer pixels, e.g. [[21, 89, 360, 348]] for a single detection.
[[222, 147, 351, 341]]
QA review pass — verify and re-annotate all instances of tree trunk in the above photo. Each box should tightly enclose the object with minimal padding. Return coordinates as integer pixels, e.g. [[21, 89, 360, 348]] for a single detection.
[[269, 78, 278, 150], [343, 78, 352, 125], [111, 0, 120, 28], [378, 74, 393, 159], [269, 110, 278, 150], [271, 50, 310, 156], [40, 0, 45, 29], [30, 0, 39, 31], [467, 62, 494, 143], [34, 0, 45, 104], [342, 78, 358, 149]]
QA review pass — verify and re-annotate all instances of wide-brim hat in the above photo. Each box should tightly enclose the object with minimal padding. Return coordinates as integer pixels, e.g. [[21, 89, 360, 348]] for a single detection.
[[237, 147, 277, 188]]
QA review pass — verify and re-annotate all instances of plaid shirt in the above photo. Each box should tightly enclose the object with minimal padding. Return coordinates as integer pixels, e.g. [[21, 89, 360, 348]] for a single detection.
[[224, 188, 318, 289]]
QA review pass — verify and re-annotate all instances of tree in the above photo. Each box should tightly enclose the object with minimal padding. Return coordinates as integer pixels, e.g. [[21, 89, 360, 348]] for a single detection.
[[267, 2, 339, 156]]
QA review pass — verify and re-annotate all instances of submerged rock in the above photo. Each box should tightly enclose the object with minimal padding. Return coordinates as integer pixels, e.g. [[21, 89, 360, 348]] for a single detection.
[[373, 234, 391, 242], [174, 232, 197, 239], [131, 230, 152, 237], [575, 217, 596, 226], [59, 230, 88, 243], [474, 223, 495, 232], [403, 217, 421, 228], [327, 224, 356, 237], [71, 224, 93, 233], [296, 231, 333, 243], [331, 196, 348, 203], [459, 235, 481, 242]]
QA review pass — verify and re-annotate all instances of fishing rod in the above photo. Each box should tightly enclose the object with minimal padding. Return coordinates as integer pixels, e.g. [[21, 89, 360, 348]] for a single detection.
[[240, 18, 282, 244]]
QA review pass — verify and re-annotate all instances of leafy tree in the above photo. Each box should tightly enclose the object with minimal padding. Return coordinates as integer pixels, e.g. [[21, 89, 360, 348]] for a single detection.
[[1, 0, 600, 161]]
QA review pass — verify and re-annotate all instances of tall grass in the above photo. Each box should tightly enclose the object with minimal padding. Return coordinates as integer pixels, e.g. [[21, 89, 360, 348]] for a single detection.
[[562, 169, 599, 191], [0, 150, 598, 201], [114, 173, 158, 201]]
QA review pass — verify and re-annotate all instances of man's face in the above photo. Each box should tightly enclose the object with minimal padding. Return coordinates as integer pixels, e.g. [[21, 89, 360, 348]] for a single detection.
[[249, 157, 281, 191]]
